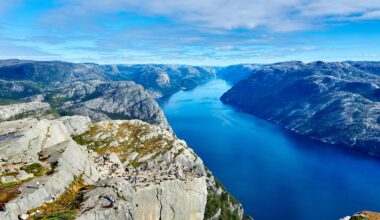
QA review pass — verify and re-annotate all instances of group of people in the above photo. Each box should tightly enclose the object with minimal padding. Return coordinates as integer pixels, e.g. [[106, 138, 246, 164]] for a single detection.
[[124, 160, 197, 189]]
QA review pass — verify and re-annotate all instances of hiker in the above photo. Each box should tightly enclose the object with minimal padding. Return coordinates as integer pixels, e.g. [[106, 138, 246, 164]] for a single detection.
[[50, 195, 56, 201], [104, 195, 116, 206], [0, 203, 6, 211]]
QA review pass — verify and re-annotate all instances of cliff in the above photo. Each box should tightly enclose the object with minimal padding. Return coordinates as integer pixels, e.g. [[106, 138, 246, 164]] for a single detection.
[[0, 104, 246, 219]]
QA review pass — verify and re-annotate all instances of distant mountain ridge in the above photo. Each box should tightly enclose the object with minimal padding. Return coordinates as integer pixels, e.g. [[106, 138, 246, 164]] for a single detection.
[[103, 64, 218, 98], [0, 59, 218, 99], [221, 61, 380, 156], [0, 59, 217, 130]]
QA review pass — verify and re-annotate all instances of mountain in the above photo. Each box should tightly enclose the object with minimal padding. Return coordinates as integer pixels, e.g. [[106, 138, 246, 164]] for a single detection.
[[221, 61, 380, 156], [103, 64, 218, 98], [0, 60, 219, 130], [217, 64, 259, 84], [50, 81, 171, 131], [0, 103, 246, 220], [0, 60, 108, 85], [0, 59, 248, 219]]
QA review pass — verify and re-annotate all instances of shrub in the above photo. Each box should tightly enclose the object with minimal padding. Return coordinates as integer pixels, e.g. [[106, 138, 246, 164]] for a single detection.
[[21, 163, 49, 176]]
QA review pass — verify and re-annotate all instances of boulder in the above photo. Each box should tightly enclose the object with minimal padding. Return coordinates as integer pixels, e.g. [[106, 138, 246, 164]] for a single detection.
[[76, 178, 135, 220]]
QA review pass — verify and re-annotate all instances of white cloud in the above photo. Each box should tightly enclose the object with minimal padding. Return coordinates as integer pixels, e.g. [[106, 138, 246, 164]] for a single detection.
[[354, 10, 380, 20], [44, 0, 380, 32]]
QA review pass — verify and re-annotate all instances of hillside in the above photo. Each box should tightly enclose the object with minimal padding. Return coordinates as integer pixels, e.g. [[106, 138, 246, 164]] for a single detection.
[[221, 61, 380, 156]]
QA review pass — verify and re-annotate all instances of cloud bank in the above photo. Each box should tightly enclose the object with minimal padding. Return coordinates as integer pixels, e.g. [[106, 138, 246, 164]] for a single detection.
[[45, 0, 380, 31], [0, 0, 380, 64]]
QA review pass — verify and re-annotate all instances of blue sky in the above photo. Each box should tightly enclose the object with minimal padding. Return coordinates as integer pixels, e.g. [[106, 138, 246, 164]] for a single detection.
[[0, 0, 380, 65]]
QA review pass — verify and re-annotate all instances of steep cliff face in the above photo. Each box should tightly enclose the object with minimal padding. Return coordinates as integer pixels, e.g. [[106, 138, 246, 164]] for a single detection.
[[0, 107, 246, 219], [221, 61, 380, 156], [72, 119, 245, 219], [54, 81, 171, 131]]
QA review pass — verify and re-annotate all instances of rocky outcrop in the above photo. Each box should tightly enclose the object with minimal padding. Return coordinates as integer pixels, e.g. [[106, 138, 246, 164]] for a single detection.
[[72, 120, 209, 219], [221, 61, 380, 156], [76, 178, 135, 220], [343, 211, 380, 220], [0, 101, 50, 121], [0, 116, 100, 220], [73, 119, 245, 219], [0, 114, 246, 219]]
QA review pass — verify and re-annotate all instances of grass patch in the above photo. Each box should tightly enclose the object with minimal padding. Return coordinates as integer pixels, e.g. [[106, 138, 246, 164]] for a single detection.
[[174, 149, 184, 158], [38, 210, 78, 220], [0, 177, 33, 190], [73, 122, 173, 164], [350, 216, 365, 220], [2, 171, 19, 177], [129, 160, 144, 169], [21, 163, 50, 177], [28, 176, 90, 220]]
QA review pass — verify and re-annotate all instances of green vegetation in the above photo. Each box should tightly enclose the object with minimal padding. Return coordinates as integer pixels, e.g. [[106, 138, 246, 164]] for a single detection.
[[0, 181, 20, 191], [28, 176, 91, 220], [36, 210, 78, 220], [0, 81, 41, 101], [40, 108, 61, 119], [1, 171, 19, 177], [129, 160, 144, 169], [204, 178, 241, 220], [0, 177, 33, 190], [174, 148, 184, 158], [105, 112, 129, 120], [45, 91, 69, 107], [350, 216, 364, 220], [80, 91, 103, 102], [205, 190, 240, 220], [21, 163, 50, 177]]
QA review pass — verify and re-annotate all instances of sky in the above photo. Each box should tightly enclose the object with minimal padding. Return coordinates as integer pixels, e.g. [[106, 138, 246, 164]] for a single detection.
[[0, 0, 380, 66]]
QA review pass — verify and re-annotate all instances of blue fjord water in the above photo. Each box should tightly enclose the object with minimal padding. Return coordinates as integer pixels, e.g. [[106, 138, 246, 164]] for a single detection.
[[159, 79, 380, 220]]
